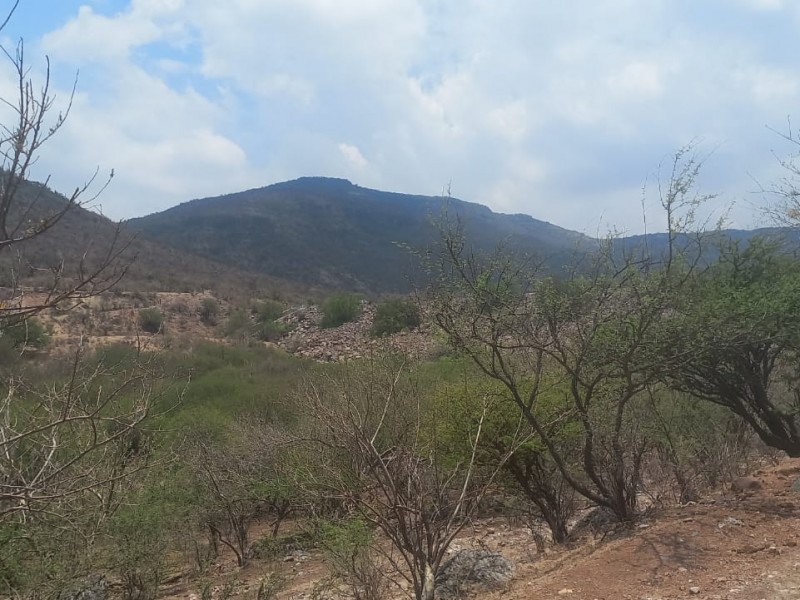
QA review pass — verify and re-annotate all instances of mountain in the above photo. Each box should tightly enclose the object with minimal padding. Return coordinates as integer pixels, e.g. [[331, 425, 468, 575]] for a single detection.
[[128, 177, 589, 293], [0, 180, 308, 300]]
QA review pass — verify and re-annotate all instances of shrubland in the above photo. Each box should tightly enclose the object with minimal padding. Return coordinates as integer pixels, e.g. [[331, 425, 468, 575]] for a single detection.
[[1, 11, 799, 593]]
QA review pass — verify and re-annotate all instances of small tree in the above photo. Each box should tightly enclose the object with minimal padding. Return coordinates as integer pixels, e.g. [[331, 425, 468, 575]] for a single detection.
[[427, 147, 720, 522], [199, 297, 219, 326], [1, 316, 49, 349], [0, 5, 154, 594], [138, 308, 164, 334], [320, 293, 361, 328], [299, 357, 516, 600], [188, 420, 294, 567], [370, 297, 421, 337], [659, 238, 800, 456]]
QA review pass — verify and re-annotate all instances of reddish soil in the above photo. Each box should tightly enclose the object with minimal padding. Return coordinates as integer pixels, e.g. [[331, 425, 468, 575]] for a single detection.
[[159, 459, 800, 600]]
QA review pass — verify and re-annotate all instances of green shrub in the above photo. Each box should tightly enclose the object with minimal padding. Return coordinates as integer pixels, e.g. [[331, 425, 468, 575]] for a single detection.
[[254, 319, 290, 342], [253, 300, 284, 323], [199, 298, 219, 326], [138, 308, 164, 334], [222, 308, 250, 338], [1, 317, 49, 348], [320, 294, 361, 329], [370, 298, 421, 337]]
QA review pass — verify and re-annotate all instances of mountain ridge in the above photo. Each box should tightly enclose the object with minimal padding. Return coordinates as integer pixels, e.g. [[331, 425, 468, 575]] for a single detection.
[[128, 177, 590, 293]]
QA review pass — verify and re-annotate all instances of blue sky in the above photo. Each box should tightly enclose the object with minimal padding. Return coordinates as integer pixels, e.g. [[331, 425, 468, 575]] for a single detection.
[[3, 0, 799, 233]]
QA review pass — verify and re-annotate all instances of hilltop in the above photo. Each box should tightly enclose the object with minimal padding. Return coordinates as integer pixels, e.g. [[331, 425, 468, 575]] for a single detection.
[[128, 177, 588, 293]]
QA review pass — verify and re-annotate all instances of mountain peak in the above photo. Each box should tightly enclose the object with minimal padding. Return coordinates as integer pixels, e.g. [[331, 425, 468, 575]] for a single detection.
[[277, 176, 355, 190], [129, 179, 586, 293]]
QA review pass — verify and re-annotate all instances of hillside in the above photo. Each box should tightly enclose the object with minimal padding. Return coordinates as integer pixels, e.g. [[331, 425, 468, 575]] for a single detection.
[[128, 177, 589, 293], [129, 177, 799, 294], [0, 180, 314, 301]]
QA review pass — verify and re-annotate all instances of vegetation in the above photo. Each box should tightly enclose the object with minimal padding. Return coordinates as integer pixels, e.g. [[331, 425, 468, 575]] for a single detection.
[[139, 307, 165, 334], [2, 16, 800, 597], [320, 292, 361, 328], [199, 297, 220, 325], [370, 296, 421, 336], [128, 177, 587, 294], [0, 317, 49, 349]]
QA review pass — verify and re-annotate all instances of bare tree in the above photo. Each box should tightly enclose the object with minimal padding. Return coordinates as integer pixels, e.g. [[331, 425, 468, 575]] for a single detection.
[[0, 7, 160, 597], [0, 351, 154, 525], [188, 419, 294, 568], [0, 14, 130, 332], [425, 147, 716, 522], [298, 357, 517, 600]]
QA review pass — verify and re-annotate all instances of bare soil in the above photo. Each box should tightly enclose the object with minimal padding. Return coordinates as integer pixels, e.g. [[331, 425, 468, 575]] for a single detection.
[[158, 459, 800, 600]]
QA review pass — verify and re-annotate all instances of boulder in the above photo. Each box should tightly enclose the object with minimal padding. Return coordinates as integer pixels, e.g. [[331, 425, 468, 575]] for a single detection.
[[58, 574, 108, 600], [436, 549, 514, 599]]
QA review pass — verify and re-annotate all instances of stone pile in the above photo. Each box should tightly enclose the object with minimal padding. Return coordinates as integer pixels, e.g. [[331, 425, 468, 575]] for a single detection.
[[277, 301, 442, 362]]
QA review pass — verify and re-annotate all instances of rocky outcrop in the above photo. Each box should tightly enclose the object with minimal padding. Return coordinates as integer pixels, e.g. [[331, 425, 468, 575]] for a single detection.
[[435, 549, 514, 599], [277, 301, 442, 362]]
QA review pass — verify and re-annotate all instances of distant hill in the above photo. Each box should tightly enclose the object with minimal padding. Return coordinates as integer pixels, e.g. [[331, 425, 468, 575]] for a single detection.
[[129, 177, 590, 293], [0, 180, 309, 301], [13, 177, 794, 299]]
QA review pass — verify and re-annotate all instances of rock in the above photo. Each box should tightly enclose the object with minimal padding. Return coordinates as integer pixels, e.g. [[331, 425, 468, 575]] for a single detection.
[[731, 477, 762, 492], [558, 588, 574, 595], [718, 516, 744, 528], [791, 478, 800, 493], [58, 575, 109, 600], [435, 549, 514, 599], [689, 586, 701, 594]]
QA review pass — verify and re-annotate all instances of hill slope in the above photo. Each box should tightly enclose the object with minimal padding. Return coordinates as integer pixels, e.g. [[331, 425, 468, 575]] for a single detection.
[[0, 180, 308, 300], [129, 177, 589, 293]]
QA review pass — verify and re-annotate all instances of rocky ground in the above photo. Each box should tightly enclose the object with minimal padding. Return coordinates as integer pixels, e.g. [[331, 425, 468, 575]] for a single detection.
[[32, 292, 442, 363], [156, 459, 800, 600], [275, 301, 442, 362]]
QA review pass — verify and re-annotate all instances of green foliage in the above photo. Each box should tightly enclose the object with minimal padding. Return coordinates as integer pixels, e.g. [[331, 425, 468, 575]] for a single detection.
[[254, 319, 290, 342], [659, 237, 800, 455], [253, 299, 285, 323], [107, 495, 172, 600], [317, 518, 376, 588], [370, 297, 421, 337], [320, 293, 361, 328], [199, 297, 220, 325], [1, 317, 49, 348], [0, 521, 92, 598], [138, 307, 164, 334], [223, 308, 250, 338], [254, 572, 287, 600]]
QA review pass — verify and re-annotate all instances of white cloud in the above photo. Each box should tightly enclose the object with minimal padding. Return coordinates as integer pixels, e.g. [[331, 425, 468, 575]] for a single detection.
[[610, 62, 664, 98], [41, 5, 160, 63], [9, 0, 792, 232], [338, 143, 368, 170]]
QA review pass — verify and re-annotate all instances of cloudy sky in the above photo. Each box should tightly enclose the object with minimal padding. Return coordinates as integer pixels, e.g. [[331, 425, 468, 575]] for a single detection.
[[3, 0, 799, 233]]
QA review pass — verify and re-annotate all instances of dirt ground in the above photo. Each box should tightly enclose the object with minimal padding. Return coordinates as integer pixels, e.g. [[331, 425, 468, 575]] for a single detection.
[[158, 458, 800, 600]]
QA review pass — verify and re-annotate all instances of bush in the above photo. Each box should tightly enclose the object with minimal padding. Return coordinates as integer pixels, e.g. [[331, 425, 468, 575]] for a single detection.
[[320, 294, 361, 329], [138, 308, 164, 334], [253, 300, 284, 324], [370, 298, 420, 337], [199, 298, 219, 326], [1, 317, 49, 348], [254, 319, 290, 342], [222, 308, 250, 339]]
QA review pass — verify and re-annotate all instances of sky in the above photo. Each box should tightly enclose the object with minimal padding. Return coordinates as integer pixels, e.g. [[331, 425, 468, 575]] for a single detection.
[[2, 0, 799, 233]]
